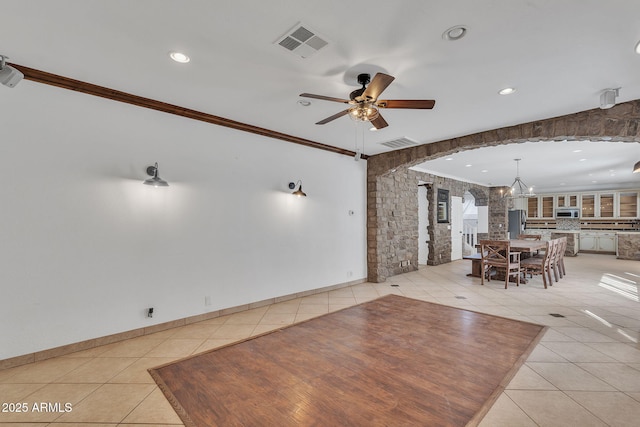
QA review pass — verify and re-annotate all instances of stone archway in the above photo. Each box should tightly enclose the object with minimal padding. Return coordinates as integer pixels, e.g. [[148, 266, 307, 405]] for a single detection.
[[366, 100, 640, 282]]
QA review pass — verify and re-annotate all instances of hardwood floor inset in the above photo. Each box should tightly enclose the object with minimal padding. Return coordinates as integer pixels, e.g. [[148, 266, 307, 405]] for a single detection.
[[149, 295, 546, 427]]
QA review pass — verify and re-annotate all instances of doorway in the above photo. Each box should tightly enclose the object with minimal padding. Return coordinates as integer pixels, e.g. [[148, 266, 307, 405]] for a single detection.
[[451, 196, 463, 260]]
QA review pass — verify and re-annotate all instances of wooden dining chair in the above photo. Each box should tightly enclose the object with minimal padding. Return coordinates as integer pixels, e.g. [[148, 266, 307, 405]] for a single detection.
[[480, 240, 521, 289], [556, 237, 567, 277], [521, 240, 553, 289], [547, 239, 561, 283]]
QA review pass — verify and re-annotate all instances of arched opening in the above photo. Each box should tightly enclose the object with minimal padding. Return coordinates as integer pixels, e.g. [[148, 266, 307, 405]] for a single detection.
[[366, 100, 640, 282]]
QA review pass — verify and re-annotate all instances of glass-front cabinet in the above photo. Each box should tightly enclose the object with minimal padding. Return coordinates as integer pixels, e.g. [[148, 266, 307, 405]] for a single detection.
[[599, 193, 615, 218], [581, 195, 595, 218], [527, 197, 538, 218], [525, 190, 639, 219], [556, 194, 578, 208], [619, 192, 639, 217], [541, 196, 554, 218]]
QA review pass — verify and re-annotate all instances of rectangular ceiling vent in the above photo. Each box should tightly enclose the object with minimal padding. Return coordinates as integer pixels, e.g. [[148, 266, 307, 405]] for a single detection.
[[275, 22, 329, 58], [380, 137, 419, 149]]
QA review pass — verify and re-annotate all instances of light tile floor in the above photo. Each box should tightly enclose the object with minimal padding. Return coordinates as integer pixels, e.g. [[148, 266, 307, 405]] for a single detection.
[[0, 254, 638, 426]]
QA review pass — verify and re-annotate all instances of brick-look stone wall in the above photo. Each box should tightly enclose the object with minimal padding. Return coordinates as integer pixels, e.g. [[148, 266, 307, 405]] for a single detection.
[[489, 187, 509, 240], [617, 233, 640, 260], [367, 167, 489, 282], [367, 100, 640, 282]]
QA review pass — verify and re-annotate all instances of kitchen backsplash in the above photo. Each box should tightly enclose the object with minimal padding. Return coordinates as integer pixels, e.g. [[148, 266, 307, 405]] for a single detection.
[[556, 218, 580, 230]]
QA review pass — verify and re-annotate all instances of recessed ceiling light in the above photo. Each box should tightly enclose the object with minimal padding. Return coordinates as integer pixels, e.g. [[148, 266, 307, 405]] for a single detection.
[[442, 25, 467, 41], [572, 149, 582, 153], [169, 51, 190, 63], [481, 170, 488, 173], [445, 157, 453, 161], [465, 164, 472, 167], [579, 158, 587, 162], [498, 87, 516, 95]]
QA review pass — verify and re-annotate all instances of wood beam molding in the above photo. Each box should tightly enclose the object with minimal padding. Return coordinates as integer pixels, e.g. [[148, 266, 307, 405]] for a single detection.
[[12, 63, 367, 160]]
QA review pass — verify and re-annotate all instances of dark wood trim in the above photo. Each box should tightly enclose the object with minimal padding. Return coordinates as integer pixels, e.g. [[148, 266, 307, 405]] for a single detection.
[[12, 63, 368, 160]]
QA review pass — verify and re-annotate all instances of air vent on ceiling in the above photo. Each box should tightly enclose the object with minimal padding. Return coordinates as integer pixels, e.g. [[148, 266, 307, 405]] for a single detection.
[[380, 137, 419, 149], [275, 22, 329, 58]]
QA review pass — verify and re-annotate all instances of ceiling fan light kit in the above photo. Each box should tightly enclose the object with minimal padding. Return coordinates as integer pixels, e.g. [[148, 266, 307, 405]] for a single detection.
[[300, 72, 435, 130]]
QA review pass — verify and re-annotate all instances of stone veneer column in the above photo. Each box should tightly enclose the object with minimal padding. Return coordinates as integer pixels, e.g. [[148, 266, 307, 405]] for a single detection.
[[488, 187, 509, 240], [367, 167, 489, 282]]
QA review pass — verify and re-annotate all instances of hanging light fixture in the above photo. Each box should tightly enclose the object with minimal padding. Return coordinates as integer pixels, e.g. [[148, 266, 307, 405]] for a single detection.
[[633, 160, 640, 173], [143, 162, 169, 187], [503, 158, 534, 198], [288, 180, 306, 197]]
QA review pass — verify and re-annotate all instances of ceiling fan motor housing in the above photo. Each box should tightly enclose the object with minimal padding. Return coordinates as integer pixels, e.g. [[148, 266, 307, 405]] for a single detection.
[[350, 74, 371, 101]]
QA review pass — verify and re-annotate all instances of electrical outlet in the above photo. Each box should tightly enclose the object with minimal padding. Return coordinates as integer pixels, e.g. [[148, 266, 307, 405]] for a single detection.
[[205, 296, 212, 306]]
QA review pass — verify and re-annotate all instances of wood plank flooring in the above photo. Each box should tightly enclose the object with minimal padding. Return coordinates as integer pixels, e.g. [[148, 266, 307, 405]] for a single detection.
[[149, 295, 546, 427]]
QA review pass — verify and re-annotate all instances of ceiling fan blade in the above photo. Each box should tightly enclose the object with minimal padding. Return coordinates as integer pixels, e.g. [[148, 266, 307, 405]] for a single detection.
[[361, 73, 395, 101], [316, 109, 351, 125], [300, 93, 350, 103], [370, 114, 389, 130], [377, 99, 436, 109]]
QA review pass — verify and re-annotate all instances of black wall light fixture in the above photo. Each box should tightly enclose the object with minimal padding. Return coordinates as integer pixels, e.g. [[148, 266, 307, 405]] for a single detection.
[[289, 180, 307, 197], [143, 162, 169, 187]]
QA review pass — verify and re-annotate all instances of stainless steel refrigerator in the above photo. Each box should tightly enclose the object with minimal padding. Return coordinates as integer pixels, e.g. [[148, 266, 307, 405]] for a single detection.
[[508, 210, 526, 239]]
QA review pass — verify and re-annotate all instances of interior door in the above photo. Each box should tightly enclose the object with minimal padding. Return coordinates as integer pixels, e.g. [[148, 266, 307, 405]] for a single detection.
[[418, 185, 429, 265], [451, 196, 463, 260]]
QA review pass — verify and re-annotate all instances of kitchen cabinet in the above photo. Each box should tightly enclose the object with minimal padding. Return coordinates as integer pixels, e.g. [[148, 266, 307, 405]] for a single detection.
[[580, 232, 616, 253], [528, 190, 639, 219], [557, 194, 578, 208], [541, 196, 554, 218], [527, 197, 538, 218], [599, 233, 616, 252], [619, 192, 639, 217], [599, 193, 614, 218], [581, 194, 595, 218]]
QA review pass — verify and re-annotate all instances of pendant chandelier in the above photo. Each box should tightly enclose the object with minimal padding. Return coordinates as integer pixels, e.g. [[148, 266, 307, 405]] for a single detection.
[[503, 158, 534, 198]]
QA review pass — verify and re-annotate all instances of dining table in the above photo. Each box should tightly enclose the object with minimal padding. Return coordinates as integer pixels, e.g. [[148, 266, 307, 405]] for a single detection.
[[464, 239, 547, 278], [508, 239, 547, 253]]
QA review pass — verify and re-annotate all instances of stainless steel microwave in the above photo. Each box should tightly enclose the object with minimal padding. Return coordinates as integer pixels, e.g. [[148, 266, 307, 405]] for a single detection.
[[556, 208, 580, 218]]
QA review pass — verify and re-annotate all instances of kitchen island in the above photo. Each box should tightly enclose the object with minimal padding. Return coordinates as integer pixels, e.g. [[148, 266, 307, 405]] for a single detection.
[[617, 232, 640, 260]]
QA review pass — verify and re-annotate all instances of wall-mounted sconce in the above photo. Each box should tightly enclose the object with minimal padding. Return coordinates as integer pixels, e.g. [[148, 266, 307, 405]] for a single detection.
[[288, 180, 307, 197], [0, 55, 23, 88], [147, 307, 154, 318], [634, 160, 640, 173], [143, 162, 169, 187]]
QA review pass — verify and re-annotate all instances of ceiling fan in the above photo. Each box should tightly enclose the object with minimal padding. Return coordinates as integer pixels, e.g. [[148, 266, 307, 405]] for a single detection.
[[300, 73, 435, 130]]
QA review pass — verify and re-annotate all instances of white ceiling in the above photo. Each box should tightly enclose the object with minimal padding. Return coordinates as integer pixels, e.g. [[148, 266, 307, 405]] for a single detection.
[[2, 1, 640, 192]]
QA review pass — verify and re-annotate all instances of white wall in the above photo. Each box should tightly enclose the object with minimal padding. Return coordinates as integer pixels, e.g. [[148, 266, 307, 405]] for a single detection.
[[0, 83, 367, 360]]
